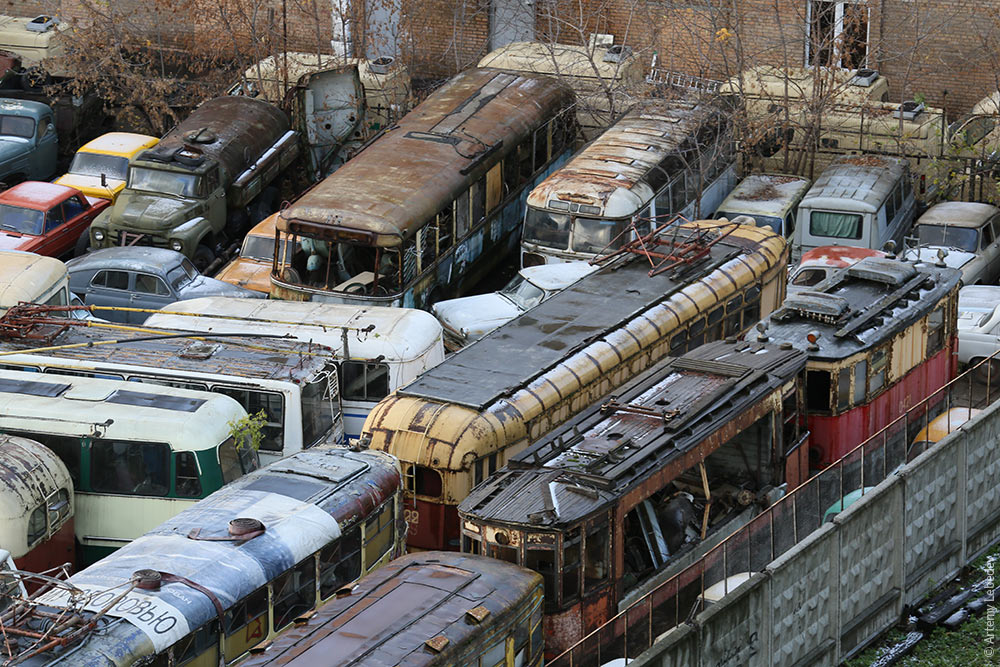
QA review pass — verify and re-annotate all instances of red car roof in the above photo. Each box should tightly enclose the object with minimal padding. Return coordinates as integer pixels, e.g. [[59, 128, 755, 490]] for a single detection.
[[0, 181, 82, 210]]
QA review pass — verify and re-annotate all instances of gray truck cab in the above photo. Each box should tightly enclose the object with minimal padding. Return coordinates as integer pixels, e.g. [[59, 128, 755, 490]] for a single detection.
[[89, 96, 298, 270], [0, 97, 56, 183]]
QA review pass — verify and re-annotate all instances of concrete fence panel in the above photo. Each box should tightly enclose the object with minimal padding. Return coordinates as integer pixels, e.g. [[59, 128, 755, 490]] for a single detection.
[[833, 475, 904, 658], [962, 409, 1000, 559], [632, 624, 699, 667], [697, 572, 769, 667], [900, 434, 963, 604], [766, 523, 838, 667]]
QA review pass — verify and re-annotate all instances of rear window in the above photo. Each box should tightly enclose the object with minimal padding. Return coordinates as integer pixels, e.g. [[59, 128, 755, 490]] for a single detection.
[[809, 211, 863, 240]]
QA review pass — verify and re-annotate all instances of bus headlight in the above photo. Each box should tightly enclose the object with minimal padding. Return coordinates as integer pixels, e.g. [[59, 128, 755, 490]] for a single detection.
[[92, 230, 105, 242], [170, 239, 183, 252]]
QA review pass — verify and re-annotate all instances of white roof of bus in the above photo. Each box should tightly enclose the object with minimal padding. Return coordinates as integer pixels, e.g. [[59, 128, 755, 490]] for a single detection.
[[0, 434, 71, 521], [478, 41, 642, 83], [0, 251, 66, 310], [717, 174, 811, 218], [800, 155, 907, 213], [143, 297, 444, 363], [0, 370, 243, 451], [973, 91, 1000, 116]]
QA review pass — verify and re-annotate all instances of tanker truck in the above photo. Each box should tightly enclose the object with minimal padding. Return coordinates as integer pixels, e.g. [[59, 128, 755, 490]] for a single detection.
[[88, 96, 299, 270]]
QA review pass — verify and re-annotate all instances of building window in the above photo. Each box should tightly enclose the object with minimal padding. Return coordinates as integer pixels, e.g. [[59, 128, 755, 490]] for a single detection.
[[807, 0, 869, 69]]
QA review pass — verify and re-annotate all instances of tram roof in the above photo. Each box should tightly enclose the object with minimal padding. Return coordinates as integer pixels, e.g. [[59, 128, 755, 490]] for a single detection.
[[240, 552, 541, 667], [763, 257, 962, 360], [277, 68, 574, 247], [526, 99, 721, 214], [29, 448, 400, 662], [459, 340, 806, 528], [399, 223, 761, 410], [0, 322, 330, 383]]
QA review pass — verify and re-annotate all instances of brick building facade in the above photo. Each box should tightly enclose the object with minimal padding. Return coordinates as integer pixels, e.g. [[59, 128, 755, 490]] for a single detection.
[[2, 0, 997, 113]]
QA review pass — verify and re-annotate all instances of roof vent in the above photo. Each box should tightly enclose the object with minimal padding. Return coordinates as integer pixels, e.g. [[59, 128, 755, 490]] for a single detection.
[[229, 517, 265, 537], [26, 16, 57, 33], [425, 636, 450, 652], [466, 606, 491, 623], [893, 101, 925, 121], [603, 45, 633, 63], [845, 257, 916, 286], [184, 128, 217, 144], [369, 56, 394, 75], [133, 569, 162, 591], [849, 68, 879, 87], [782, 292, 850, 323], [589, 33, 614, 49], [179, 342, 219, 360]]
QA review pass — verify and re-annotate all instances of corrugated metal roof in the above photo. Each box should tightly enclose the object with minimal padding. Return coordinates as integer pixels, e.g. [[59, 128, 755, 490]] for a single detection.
[[459, 340, 806, 527], [400, 226, 744, 410]]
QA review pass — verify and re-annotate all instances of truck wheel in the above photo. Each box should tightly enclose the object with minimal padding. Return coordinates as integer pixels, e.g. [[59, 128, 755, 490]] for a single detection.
[[193, 245, 215, 273], [74, 232, 90, 257]]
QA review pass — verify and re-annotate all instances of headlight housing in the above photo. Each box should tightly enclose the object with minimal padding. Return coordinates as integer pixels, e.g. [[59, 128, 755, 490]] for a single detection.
[[170, 239, 183, 252], [92, 230, 105, 242]]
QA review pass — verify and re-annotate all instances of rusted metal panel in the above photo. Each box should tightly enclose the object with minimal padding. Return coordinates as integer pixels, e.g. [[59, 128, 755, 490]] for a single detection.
[[277, 69, 574, 247], [143, 97, 291, 179], [240, 552, 542, 666]]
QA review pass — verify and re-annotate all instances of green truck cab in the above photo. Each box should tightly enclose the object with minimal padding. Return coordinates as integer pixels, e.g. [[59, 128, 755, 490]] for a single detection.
[[0, 97, 57, 183], [89, 96, 298, 269]]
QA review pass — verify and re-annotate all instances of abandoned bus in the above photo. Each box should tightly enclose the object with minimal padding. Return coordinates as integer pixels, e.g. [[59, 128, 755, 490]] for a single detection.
[[0, 434, 74, 575], [0, 251, 70, 315], [459, 340, 808, 657], [361, 220, 788, 551], [10, 447, 403, 666], [241, 551, 543, 667], [0, 322, 343, 465], [142, 296, 446, 440], [759, 256, 961, 467], [0, 369, 258, 565], [270, 67, 577, 309], [521, 100, 736, 266]]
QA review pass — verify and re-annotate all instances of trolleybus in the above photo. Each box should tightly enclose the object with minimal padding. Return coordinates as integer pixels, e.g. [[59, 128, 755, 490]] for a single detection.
[[142, 297, 446, 440], [520, 100, 736, 267], [0, 369, 258, 564], [2, 446, 403, 666], [361, 220, 789, 551], [269, 67, 576, 309], [241, 551, 544, 667], [758, 256, 961, 467], [0, 434, 74, 576], [458, 340, 808, 657], [0, 319, 343, 464]]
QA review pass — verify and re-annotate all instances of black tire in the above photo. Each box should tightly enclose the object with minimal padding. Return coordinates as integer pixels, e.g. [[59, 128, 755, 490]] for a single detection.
[[973, 358, 1000, 387], [74, 232, 90, 257], [193, 245, 215, 273]]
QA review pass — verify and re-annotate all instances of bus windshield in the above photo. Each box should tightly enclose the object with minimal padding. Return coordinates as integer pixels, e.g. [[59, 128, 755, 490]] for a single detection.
[[716, 211, 783, 235], [128, 167, 200, 197], [524, 209, 571, 249], [572, 217, 623, 253], [917, 224, 980, 252]]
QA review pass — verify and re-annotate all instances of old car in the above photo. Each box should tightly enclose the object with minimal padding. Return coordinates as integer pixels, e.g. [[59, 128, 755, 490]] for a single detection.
[[787, 245, 887, 295], [956, 285, 1000, 377], [902, 202, 1000, 285], [214, 213, 297, 294], [0, 98, 56, 183], [66, 246, 263, 324], [432, 261, 597, 350], [54, 132, 159, 202], [0, 181, 109, 257]]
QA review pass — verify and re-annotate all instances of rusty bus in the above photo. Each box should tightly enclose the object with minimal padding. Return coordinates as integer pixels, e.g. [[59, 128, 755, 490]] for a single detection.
[[270, 68, 576, 309], [1, 447, 403, 666], [758, 256, 962, 467], [241, 551, 544, 667], [0, 434, 73, 577], [521, 100, 736, 267], [458, 340, 808, 657], [360, 220, 789, 552]]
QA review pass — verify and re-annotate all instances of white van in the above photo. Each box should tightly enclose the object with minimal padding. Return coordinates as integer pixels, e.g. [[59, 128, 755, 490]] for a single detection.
[[714, 173, 811, 239], [143, 297, 446, 439], [0, 251, 70, 314], [792, 155, 915, 261]]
